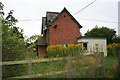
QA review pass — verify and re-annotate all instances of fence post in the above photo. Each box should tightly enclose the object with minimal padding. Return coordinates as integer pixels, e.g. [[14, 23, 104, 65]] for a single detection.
[[118, 50, 120, 78], [98, 52, 104, 78], [94, 52, 104, 78], [28, 59, 32, 78], [67, 56, 72, 78]]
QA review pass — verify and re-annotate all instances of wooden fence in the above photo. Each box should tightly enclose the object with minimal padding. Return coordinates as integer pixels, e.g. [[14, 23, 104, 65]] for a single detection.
[[118, 50, 120, 78], [2, 53, 104, 79], [66, 53, 104, 78]]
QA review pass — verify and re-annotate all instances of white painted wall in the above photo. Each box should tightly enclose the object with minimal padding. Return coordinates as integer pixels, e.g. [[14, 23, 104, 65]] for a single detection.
[[78, 38, 107, 56]]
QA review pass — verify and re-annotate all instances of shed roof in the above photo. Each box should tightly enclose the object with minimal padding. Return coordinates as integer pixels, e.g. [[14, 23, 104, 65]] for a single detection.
[[77, 36, 106, 39]]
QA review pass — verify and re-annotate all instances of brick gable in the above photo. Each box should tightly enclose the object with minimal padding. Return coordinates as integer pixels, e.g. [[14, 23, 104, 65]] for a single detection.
[[46, 8, 81, 45], [38, 7, 82, 58]]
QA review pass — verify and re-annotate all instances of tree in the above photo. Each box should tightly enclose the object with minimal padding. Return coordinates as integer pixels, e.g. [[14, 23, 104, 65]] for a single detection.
[[0, 2, 4, 15], [2, 9, 27, 61], [25, 35, 39, 59], [84, 26, 116, 44], [0, 2, 4, 64], [112, 36, 120, 43], [2, 2, 27, 78]]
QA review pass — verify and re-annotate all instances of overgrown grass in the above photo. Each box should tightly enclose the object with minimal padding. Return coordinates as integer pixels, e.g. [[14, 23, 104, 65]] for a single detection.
[[32, 59, 67, 76], [3, 56, 118, 79], [104, 57, 118, 78], [2, 64, 28, 78]]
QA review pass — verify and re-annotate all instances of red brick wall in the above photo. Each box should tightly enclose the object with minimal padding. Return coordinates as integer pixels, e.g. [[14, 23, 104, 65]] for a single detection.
[[46, 11, 80, 45]]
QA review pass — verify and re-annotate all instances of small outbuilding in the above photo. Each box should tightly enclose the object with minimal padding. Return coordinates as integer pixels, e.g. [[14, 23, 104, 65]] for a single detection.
[[77, 37, 107, 56]]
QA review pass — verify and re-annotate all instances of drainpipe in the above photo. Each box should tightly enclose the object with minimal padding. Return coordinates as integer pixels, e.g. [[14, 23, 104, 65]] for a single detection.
[[48, 29, 50, 45]]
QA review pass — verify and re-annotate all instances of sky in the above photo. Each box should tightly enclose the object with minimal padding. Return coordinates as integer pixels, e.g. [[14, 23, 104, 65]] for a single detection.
[[1, 0, 120, 38]]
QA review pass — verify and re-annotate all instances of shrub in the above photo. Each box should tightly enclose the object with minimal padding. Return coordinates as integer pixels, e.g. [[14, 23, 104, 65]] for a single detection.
[[47, 44, 83, 57], [2, 64, 27, 78], [107, 43, 120, 57]]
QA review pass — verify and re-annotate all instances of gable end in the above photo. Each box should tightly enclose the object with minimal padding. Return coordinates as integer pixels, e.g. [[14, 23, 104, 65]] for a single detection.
[[47, 7, 82, 29]]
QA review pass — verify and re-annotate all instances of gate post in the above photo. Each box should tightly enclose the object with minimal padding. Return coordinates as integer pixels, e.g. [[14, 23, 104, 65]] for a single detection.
[[67, 56, 72, 78], [95, 52, 104, 78], [99, 52, 104, 78], [28, 59, 32, 78]]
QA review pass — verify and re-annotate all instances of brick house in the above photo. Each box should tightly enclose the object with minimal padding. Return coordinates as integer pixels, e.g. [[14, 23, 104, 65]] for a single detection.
[[37, 7, 82, 58]]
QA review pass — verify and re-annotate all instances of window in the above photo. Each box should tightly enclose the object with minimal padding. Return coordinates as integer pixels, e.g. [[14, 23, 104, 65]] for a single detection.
[[78, 42, 88, 50], [48, 20, 51, 23], [95, 44, 98, 52], [64, 15, 66, 17], [53, 25, 57, 29], [83, 42, 88, 50]]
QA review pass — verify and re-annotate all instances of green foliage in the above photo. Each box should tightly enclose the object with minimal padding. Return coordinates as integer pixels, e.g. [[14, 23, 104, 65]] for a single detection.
[[2, 55, 118, 78], [2, 64, 27, 78], [112, 36, 120, 43], [84, 26, 116, 44], [25, 35, 39, 59], [47, 44, 83, 57], [2, 11, 27, 61], [0, 2, 4, 15], [32, 60, 66, 77], [2, 4, 28, 79], [26, 35, 38, 43], [104, 57, 118, 78], [107, 43, 120, 57]]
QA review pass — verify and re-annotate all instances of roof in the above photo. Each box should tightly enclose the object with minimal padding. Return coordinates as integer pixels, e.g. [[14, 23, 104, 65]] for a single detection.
[[37, 36, 46, 45], [47, 7, 82, 28], [41, 17, 47, 34], [46, 12, 59, 25], [41, 7, 83, 34], [77, 36, 106, 39], [41, 12, 59, 34]]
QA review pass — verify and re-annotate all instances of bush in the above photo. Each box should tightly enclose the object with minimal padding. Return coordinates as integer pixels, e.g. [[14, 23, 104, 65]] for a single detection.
[[107, 43, 120, 57], [2, 64, 27, 78], [47, 44, 83, 57]]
